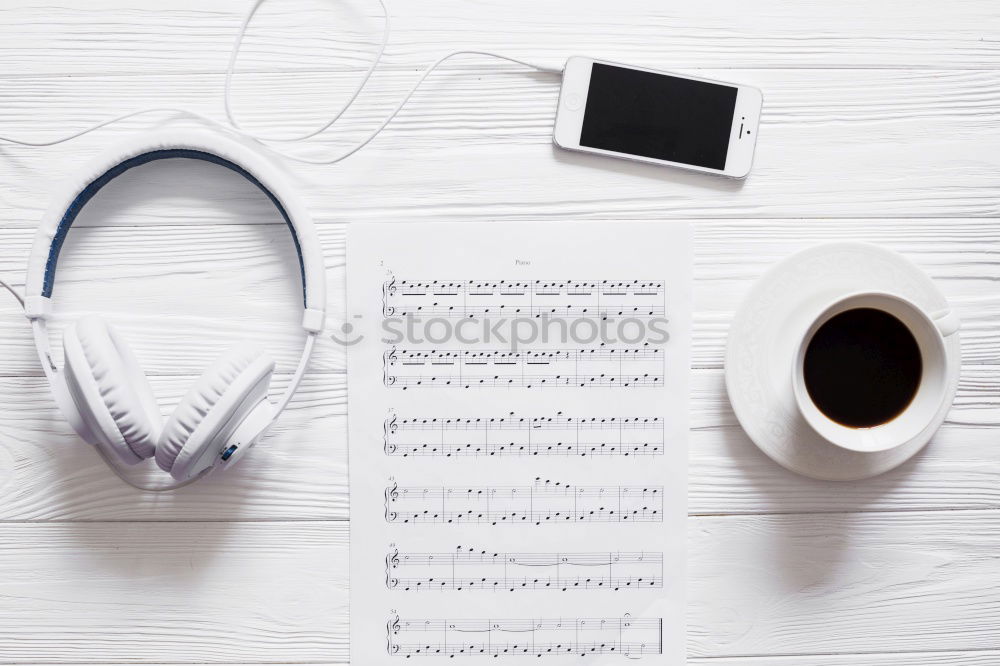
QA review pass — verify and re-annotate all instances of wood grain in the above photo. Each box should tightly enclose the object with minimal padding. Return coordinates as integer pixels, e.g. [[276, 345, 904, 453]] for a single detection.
[[0, 512, 996, 662], [0, 375, 347, 522], [1, 68, 998, 223], [0, 193, 995, 659], [1, 0, 998, 662], [0, 521, 346, 663], [689, 511, 1000, 657], [0, 217, 994, 520], [694, 654, 1000, 666], [0, 218, 996, 375], [36, 656, 1000, 666], [1, 0, 998, 76], [0, 367, 995, 521]]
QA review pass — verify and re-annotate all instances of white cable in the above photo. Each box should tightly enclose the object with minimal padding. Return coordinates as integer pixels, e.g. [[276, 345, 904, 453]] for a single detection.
[[224, 0, 391, 142], [0, 0, 562, 163], [0, 276, 25, 309], [261, 49, 562, 165]]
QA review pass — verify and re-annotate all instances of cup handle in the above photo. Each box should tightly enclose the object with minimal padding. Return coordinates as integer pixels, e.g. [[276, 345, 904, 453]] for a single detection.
[[930, 309, 960, 338]]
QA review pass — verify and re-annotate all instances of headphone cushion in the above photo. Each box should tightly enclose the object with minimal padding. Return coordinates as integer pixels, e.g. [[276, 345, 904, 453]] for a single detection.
[[63, 316, 161, 462], [156, 343, 274, 475]]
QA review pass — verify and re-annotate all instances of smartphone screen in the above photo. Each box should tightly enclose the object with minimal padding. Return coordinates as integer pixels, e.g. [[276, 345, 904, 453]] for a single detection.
[[580, 63, 738, 170]]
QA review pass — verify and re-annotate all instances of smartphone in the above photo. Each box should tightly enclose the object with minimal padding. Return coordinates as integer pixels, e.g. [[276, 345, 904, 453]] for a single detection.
[[553, 56, 763, 178]]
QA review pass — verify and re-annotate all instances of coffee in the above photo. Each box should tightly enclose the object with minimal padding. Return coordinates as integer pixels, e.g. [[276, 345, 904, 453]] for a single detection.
[[803, 307, 922, 428]]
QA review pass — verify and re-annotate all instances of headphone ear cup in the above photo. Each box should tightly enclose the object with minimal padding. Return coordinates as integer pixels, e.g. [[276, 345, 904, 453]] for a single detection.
[[62, 316, 162, 464], [156, 343, 275, 481]]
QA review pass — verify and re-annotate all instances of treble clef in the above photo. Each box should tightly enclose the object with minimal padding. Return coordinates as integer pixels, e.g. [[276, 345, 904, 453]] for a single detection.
[[384, 482, 399, 522], [382, 276, 397, 316], [383, 412, 398, 455], [383, 347, 399, 387], [386, 614, 401, 655], [385, 548, 400, 588]]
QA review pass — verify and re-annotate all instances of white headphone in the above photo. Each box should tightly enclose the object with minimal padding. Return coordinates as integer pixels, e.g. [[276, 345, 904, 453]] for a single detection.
[[23, 129, 326, 487], [1, 0, 559, 490]]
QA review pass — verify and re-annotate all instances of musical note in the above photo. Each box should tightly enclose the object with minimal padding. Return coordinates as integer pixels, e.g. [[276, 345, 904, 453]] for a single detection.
[[381, 278, 666, 320], [385, 615, 662, 658], [385, 545, 662, 592], [349, 222, 692, 665], [384, 411, 664, 458], [383, 347, 665, 390], [383, 479, 663, 525]]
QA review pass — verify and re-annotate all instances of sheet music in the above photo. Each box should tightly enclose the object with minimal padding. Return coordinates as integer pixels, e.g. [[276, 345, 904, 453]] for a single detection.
[[348, 222, 691, 664]]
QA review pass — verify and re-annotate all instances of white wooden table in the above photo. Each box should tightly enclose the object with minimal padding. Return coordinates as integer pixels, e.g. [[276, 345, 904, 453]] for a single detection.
[[0, 1, 997, 663]]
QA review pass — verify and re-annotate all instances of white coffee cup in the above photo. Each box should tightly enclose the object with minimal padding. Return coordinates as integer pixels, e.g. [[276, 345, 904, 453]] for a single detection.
[[792, 291, 960, 454]]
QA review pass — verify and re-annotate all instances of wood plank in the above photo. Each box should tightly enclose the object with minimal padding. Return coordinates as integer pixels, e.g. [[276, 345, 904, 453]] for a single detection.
[[0, 521, 346, 663], [0, 223, 350, 376], [0, 512, 996, 661], [688, 511, 1000, 657], [0, 218, 996, 376], [0, 366, 995, 521], [0, 374, 346, 521], [690, 367, 1000, 514], [1, 0, 997, 76], [0, 217, 994, 520], [33, 655, 1000, 666], [3, 1, 997, 663], [693, 221, 1000, 370], [1, 69, 998, 222], [24, 655, 1000, 666], [692, 654, 1000, 666]]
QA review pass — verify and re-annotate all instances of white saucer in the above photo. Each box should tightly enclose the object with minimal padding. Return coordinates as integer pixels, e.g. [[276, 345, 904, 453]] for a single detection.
[[724, 242, 961, 481]]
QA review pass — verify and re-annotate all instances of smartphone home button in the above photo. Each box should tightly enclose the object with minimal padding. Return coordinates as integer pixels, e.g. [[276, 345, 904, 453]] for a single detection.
[[564, 93, 583, 110]]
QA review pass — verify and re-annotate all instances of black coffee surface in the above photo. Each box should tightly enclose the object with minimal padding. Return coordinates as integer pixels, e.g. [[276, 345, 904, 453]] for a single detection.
[[803, 308, 922, 428]]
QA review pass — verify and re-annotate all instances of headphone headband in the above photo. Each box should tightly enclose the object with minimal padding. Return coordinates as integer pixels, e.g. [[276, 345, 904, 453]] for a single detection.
[[24, 129, 326, 332]]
